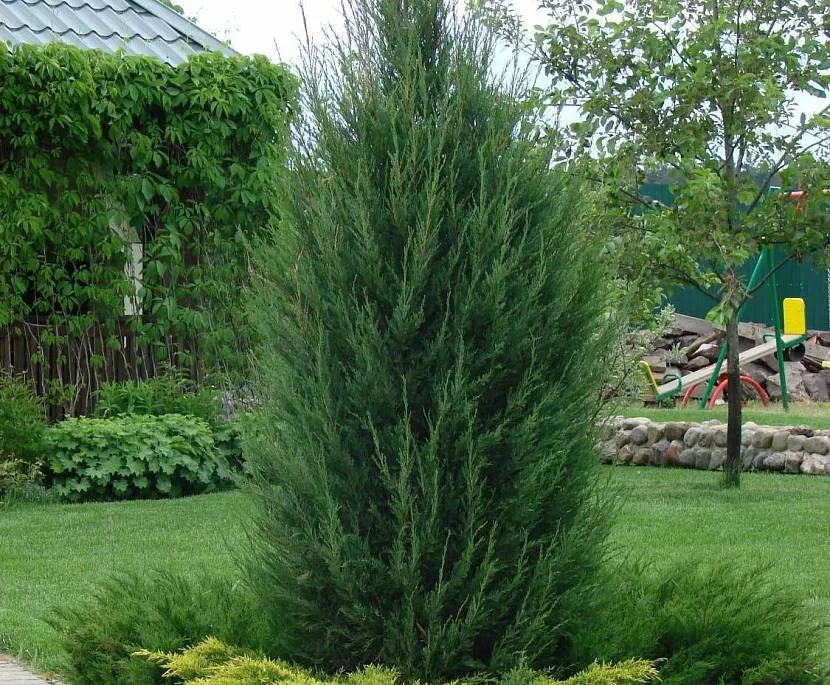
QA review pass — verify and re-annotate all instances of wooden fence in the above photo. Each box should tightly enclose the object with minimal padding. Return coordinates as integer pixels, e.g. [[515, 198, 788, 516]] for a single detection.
[[0, 318, 200, 420]]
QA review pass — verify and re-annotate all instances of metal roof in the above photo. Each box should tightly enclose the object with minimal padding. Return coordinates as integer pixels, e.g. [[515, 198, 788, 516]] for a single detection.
[[0, 0, 236, 66]]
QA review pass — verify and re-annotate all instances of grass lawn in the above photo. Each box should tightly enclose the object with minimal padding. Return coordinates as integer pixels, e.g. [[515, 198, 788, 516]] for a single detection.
[[0, 491, 250, 676], [614, 400, 830, 428], [608, 466, 830, 653], [5, 468, 830, 677]]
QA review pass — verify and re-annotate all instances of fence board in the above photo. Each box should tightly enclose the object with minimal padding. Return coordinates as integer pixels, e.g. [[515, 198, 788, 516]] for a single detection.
[[0, 319, 199, 420]]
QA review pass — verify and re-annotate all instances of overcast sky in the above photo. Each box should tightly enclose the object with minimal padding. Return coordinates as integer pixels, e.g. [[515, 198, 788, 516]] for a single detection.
[[174, 0, 825, 147], [175, 0, 548, 68]]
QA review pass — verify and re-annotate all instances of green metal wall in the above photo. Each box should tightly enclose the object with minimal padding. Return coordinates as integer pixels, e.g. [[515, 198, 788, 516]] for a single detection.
[[641, 183, 830, 330]]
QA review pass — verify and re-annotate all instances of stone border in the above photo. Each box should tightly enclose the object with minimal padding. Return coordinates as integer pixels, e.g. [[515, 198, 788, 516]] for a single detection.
[[599, 417, 830, 475]]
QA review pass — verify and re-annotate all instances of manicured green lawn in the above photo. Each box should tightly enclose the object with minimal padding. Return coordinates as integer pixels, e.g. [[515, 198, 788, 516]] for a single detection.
[[5, 468, 830, 676], [0, 491, 250, 676], [608, 466, 830, 651], [614, 400, 830, 428]]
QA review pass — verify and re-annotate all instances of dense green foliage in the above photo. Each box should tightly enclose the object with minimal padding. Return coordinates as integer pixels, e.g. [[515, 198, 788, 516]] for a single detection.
[[212, 419, 246, 471], [244, 0, 616, 679], [45, 414, 232, 501], [0, 373, 47, 499], [0, 43, 297, 384], [95, 367, 219, 421], [0, 458, 44, 502], [138, 638, 659, 685], [0, 372, 46, 463], [95, 368, 245, 468], [573, 561, 824, 684], [51, 571, 269, 685]]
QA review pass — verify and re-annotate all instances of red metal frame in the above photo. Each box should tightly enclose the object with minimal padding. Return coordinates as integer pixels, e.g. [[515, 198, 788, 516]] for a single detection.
[[681, 373, 771, 408]]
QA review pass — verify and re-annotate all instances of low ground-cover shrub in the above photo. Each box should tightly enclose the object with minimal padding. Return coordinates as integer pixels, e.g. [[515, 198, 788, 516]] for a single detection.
[[138, 638, 659, 685], [571, 560, 825, 685], [45, 414, 233, 501], [51, 571, 270, 685], [0, 372, 46, 463]]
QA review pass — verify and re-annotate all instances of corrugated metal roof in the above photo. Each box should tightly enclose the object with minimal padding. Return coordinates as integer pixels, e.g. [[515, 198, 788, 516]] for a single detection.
[[0, 0, 236, 66]]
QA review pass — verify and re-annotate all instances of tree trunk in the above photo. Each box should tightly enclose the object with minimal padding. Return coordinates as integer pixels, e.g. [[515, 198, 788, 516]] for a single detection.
[[723, 311, 742, 487]]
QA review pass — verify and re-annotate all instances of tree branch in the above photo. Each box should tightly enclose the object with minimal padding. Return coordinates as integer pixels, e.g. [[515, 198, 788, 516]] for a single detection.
[[650, 20, 693, 71], [664, 267, 720, 302], [745, 102, 830, 215], [746, 252, 797, 296]]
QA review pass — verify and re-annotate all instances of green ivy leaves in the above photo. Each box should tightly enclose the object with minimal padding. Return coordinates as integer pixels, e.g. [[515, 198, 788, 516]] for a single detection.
[[0, 43, 298, 381]]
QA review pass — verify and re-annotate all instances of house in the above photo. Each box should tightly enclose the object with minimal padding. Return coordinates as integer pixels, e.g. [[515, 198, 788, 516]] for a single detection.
[[0, 0, 234, 66], [0, 0, 295, 417]]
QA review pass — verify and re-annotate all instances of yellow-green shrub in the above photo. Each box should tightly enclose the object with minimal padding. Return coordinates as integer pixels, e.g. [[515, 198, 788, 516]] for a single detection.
[[557, 660, 659, 685], [136, 639, 659, 685], [0, 457, 44, 501]]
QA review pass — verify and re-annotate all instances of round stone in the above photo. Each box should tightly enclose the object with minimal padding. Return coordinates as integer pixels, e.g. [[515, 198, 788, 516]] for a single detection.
[[629, 425, 649, 446], [678, 448, 697, 468], [771, 431, 789, 452], [751, 430, 773, 449], [646, 424, 665, 444], [665, 422, 691, 441], [684, 427, 702, 447], [787, 434, 806, 451], [804, 436, 829, 455]]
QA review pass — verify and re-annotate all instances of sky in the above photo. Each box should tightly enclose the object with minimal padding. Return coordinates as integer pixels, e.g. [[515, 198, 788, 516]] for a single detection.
[[175, 0, 549, 68], [174, 0, 826, 149]]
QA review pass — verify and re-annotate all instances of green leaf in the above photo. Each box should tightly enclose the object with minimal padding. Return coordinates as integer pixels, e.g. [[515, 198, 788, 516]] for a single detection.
[[141, 177, 153, 202]]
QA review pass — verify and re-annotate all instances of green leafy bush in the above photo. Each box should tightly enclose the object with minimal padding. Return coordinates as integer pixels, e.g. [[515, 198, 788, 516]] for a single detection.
[[137, 638, 659, 685], [0, 457, 45, 502], [95, 368, 219, 422], [244, 0, 616, 680], [1, 43, 298, 388], [50, 571, 270, 685], [95, 369, 246, 468], [44, 414, 232, 501], [213, 419, 246, 471], [571, 560, 825, 685], [0, 372, 46, 464]]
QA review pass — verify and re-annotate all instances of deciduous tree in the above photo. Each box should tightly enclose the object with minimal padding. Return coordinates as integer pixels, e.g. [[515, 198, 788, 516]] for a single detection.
[[479, 0, 830, 485]]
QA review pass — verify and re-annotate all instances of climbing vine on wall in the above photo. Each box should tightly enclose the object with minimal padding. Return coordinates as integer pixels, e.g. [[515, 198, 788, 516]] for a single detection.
[[0, 43, 297, 398]]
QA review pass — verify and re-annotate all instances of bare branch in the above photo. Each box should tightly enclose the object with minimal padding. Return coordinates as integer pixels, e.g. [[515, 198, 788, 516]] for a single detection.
[[744, 103, 830, 215], [746, 252, 798, 296]]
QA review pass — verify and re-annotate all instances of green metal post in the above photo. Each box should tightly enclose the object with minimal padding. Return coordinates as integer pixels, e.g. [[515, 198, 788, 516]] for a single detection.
[[698, 342, 729, 408], [765, 246, 789, 410], [699, 249, 769, 408]]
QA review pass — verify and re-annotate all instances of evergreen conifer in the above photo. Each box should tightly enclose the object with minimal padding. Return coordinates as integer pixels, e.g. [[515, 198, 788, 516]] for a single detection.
[[244, 0, 617, 678]]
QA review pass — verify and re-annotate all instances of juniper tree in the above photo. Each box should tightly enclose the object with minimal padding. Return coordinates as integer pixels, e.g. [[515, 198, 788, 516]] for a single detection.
[[244, 0, 617, 679]]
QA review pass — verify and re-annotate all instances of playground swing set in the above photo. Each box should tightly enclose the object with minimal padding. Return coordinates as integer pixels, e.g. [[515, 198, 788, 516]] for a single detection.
[[640, 243, 810, 410]]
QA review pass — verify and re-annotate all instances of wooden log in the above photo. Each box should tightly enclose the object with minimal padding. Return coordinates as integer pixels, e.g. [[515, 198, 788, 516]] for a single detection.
[[680, 331, 720, 359]]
